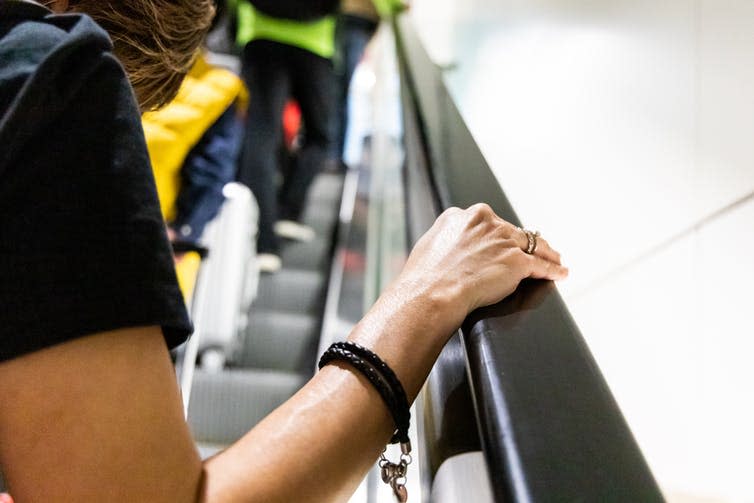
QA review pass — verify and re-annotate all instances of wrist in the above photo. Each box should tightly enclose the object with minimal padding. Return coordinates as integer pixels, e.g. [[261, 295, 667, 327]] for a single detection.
[[347, 276, 466, 399], [392, 274, 466, 334]]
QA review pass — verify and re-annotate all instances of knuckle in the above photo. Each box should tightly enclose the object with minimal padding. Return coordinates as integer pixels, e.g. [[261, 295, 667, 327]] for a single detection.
[[500, 237, 518, 249], [464, 203, 495, 228], [467, 202, 493, 216], [438, 206, 462, 222], [498, 216, 514, 227], [442, 206, 462, 217], [507, 224, 524, 241], [507, 247, 528, 265]]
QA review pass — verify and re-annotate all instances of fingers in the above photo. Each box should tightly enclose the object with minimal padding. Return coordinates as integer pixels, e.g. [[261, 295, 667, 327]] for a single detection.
[[460, 204, 565, 268], [523, 252, 569, 281], [455, 203, 568, 281], [463, 203, 495, 227], [531, 235, 562, 265], [500, 221, 561, 265]]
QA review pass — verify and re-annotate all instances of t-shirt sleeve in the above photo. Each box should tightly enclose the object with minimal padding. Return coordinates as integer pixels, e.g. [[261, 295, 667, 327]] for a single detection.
[[0, 13, 192, 361]]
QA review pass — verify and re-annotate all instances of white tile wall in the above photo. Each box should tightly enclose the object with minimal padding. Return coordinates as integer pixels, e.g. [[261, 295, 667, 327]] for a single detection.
[[408, 1, 754, 500], [692, 198, 754, 502], [567, 234, 702, 500], [696, 1, 754, 215]]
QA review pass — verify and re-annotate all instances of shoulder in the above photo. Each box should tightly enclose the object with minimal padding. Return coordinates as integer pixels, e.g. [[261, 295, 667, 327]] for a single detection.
[[0, 5, 129, 174], [0, 3, 117, 116], [0, 4, 112, 80], [0, 3, 192, 363]]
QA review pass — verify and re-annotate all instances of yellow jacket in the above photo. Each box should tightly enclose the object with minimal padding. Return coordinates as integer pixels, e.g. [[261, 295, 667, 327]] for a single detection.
[[142, 54, 248, 222], [142, 54, 248, 302]]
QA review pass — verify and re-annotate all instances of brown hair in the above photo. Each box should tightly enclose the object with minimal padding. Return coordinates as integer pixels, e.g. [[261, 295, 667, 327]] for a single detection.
[[68, 0, 216, 111]]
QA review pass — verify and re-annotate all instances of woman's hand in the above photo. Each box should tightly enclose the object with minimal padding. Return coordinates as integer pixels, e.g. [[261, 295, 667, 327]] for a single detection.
[[200, 205, 568, 502], [396, 203, 568, 326]]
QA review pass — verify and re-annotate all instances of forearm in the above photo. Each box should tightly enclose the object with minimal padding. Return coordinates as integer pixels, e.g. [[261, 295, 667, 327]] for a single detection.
[[201, 364, 391, 502], [199, 205, 568, 502], [344, 273, 462, 399], [200, 279, 458, 502]]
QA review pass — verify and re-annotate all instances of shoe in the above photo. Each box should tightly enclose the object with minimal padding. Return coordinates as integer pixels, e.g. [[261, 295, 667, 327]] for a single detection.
[[274, 220, 316, 242], [199, 348, 226, 372], [257, 253, 282, 273]]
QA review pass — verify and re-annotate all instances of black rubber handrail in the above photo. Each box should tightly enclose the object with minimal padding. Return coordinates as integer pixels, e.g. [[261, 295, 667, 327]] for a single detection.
[[394, 15, 664, 503]]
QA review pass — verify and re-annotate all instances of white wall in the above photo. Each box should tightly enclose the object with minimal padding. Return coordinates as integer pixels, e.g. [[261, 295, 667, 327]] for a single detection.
[[408, 1, 754, 501]]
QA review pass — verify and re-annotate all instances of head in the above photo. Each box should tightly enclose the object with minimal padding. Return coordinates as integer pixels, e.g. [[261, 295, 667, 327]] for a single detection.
[[44, 0, 216, 111]]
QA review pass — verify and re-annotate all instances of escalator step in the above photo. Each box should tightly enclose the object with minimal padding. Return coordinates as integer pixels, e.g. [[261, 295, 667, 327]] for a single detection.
[[306, 173, 344, 204], [301, 202, 339, 235], [237, 310, 320, 372], [280, 235, 330, 271], [188, 368, 304, 446], [298, 173, 342, 234], [253, 269, 326, 314], [186, 173, 344, 458]]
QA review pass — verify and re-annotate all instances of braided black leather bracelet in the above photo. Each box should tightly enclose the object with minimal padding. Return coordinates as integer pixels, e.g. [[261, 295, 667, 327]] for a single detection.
[[318, 345, 409, 445], [328, 341, 411, 444], [318, 342, 413, 502]]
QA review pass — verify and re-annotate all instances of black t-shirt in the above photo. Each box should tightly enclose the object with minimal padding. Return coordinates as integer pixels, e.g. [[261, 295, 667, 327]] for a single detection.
[[0, 1, 192, 361]]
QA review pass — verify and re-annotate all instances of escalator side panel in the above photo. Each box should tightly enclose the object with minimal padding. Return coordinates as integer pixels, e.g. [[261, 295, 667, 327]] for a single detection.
[[464, 283, 664, 502], [421, 334, 482, 477], [397, 28, 486, 496], [394, 15, 664, 503]]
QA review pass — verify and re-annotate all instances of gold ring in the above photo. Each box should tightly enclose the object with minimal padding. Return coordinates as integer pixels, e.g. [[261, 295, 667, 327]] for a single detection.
[[520, 228, 540, 254]]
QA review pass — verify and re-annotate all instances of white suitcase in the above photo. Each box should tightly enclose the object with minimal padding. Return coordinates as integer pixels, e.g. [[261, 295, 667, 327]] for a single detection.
[[191, 182, 259, 365]]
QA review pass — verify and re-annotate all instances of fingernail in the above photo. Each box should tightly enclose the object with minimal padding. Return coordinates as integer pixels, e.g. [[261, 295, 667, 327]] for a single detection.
[[0, 493, 14, 503]]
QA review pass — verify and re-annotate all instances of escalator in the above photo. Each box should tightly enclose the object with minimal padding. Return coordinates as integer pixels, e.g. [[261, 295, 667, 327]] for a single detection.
[[0, 9, 664, 503], [155, 16, 663, 503]]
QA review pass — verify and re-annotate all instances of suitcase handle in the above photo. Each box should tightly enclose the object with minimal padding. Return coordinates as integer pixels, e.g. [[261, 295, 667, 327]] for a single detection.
[[171, 240, 210, 259]]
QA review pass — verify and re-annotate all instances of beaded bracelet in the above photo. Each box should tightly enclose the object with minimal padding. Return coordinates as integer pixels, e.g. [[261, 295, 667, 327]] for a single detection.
[[318, 342, 412, 502]]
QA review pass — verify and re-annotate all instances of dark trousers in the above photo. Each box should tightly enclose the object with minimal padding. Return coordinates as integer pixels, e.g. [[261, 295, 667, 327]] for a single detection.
[[236, 39, 335, 254], [334, 14, 378, 160]]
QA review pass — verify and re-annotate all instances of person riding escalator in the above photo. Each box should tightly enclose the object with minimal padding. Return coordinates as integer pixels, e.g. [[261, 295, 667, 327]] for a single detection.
[[231, 0, 339, 273]]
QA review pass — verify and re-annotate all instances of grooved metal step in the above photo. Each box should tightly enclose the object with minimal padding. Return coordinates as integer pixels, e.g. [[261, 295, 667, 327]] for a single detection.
[[187, 173, 344, 457], [305, 173, 345, 204], [238, 310, 320, 372], [188, 368, 304, 446], [253, 269, 326, 315], [302, 205, 339, 235], [280, 236, 330, 271]]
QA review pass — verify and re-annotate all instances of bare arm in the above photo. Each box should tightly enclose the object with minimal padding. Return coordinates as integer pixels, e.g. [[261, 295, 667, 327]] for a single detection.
[[0, 326, 203, 502], [202, 204, 566, 502], [0, 205, 566, 502]]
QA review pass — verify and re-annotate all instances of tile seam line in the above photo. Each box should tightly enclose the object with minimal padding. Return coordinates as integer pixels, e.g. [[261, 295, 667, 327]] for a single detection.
[[569, 188, 754, 301]]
